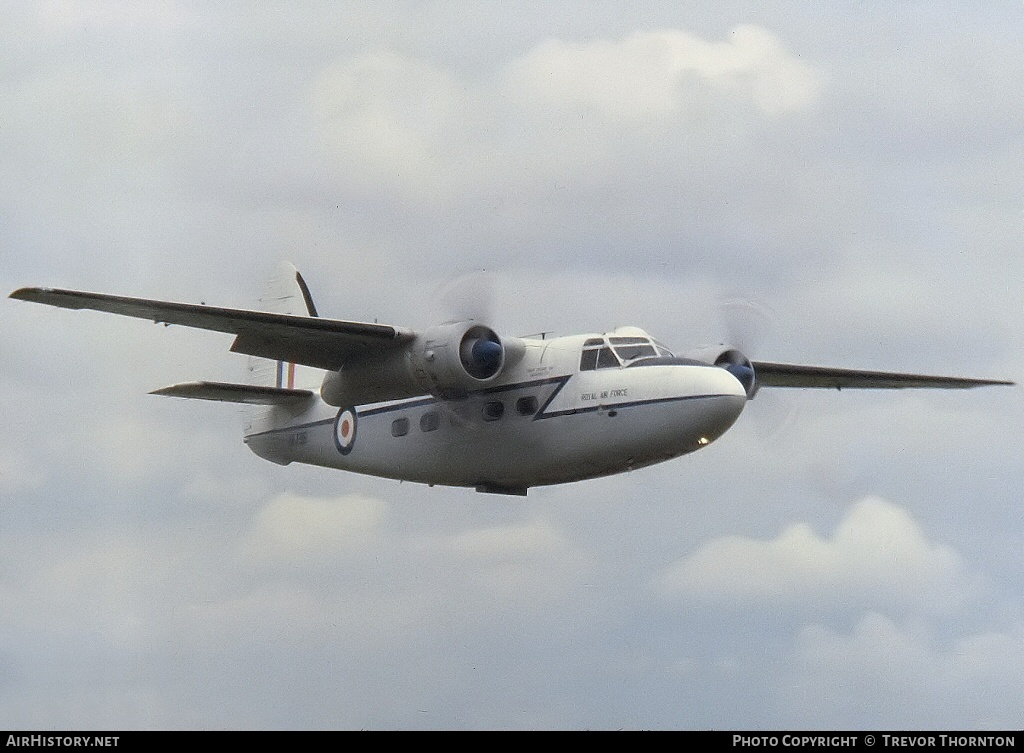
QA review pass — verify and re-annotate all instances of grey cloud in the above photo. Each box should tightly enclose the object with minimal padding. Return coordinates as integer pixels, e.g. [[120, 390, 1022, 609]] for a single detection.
[[2, 1, 1021, 730], [779, 612, 1024, 729]]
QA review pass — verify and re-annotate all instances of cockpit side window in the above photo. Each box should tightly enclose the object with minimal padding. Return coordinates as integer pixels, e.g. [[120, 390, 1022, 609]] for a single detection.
[[580, 340, 621, 371], [596, 346, 619, 369]]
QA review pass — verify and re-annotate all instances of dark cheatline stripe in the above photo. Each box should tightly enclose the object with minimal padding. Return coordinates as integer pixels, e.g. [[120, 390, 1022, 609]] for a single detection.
[[243, 375, 735, 439]]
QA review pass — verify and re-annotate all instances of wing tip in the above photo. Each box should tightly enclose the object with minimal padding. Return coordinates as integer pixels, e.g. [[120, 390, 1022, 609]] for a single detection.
[[751, 360, 1015, 390], [9, 287, 44, 301]]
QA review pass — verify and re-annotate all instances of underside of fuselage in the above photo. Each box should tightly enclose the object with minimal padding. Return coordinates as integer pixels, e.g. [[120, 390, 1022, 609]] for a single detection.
[[244, 364, 748, 494]]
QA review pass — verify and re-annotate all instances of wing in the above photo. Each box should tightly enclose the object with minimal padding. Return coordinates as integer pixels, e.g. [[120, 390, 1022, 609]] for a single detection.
[[752, 361, 1014, 390], [9, 287, 415, 371]]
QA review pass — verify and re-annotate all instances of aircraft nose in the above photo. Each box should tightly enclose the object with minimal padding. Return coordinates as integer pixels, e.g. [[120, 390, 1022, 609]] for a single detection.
[[693, 365, 747, 442], [707, 364, 750, 400]]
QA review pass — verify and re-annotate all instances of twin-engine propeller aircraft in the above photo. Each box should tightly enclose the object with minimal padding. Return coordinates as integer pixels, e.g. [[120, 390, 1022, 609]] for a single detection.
[[10, 266, 1013, 495]]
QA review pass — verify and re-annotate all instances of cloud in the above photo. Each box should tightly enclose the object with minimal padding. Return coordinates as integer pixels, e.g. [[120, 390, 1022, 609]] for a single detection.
[[504, 25, 823, 121], [308, 25, 824, 217], [3, 3, 1021, 730], [0, 444, 43, 493], [437, 520, 590, 612], [779, 612, 1024, 729], [310, 51, 479, 203], [243, 491, 386, 565], [36, 0, 185, 33], [231, 493, 591, 630], [657, 497, 972, 616]]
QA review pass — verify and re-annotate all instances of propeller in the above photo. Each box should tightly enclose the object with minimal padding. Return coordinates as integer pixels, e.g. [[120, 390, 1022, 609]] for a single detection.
[[715, 298, 777, 398], [422, 272, 506, 428], [435, 270, 497, 325], [715, 296, 804, 442], [717, 298, 776, 357], [460, 327, 504, 379]]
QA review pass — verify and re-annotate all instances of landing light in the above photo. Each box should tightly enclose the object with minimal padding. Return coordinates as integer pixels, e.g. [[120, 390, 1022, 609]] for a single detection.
[[697, 436, 710, 446]]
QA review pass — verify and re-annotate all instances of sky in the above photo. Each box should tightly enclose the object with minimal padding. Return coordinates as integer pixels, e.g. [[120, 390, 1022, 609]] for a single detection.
[[2, 1, 1022, 730]]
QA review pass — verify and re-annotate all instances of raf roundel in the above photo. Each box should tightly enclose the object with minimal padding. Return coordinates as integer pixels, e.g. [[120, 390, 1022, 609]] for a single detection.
[[334, 407, 357, 455]]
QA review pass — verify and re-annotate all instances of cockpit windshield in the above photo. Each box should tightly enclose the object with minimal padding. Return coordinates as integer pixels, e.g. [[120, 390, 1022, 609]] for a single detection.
[[609, 336, 658, 362], [580, 336, 673, 371]]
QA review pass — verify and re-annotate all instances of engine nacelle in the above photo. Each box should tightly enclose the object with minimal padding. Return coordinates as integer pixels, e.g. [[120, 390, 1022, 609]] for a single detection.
[[320, 347, 422, 407], [684, 345, 757, 399], [319, 321, 525, 407], [409, 322, 519, 399]]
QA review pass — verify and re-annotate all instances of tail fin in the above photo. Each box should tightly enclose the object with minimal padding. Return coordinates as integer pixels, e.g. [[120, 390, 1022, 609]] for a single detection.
[[260, 261, 319, 317], [237, 263, 323, 437], [147, 263, 321, 451], [151, 262, 321, 404], [247, 262, 322, 392]]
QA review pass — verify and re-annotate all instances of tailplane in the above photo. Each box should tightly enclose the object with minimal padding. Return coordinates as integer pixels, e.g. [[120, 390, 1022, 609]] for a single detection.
[[149, 262, 322, 413], [150, 381, 313, 405]]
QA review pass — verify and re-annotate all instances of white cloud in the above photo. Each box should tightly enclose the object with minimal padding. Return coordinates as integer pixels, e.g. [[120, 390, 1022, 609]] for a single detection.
[[779, 612, 1024, 729], [308, 26, 823, 211], [446, 520, 568, 560], [658, 497, 971, 615], [436, 520, 590, 612], [504, 25, 823, 121], [310, 51, 482, 203], [243, 491, 386, 564]]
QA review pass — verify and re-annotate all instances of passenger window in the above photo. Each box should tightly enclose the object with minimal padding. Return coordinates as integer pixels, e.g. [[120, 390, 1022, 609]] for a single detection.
[[419, 411, 440, 432], [516, 396, 538, 415], [482, 401, 504, 421], [391, 417, 409, 437]]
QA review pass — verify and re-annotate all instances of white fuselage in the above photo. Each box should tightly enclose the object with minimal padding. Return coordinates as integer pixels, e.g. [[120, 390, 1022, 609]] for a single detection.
[[243, 329, 748, 493]]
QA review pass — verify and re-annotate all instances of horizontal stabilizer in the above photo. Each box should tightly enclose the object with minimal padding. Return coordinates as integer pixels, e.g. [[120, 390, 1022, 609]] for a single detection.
[[752, 361, 1014, 390], [150, 381, 315, 405]]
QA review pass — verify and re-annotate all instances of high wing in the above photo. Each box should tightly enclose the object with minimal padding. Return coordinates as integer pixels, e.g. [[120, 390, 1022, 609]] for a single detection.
[[752, 361, 1013, 390], [9, 287, 415, 371]]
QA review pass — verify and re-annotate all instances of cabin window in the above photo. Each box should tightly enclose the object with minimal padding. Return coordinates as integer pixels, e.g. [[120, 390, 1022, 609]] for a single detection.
[[516, 396, 538, 416], [419, 411, 440, 432], [482, 401, 504, 421], [391, 417, 409, 437]]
